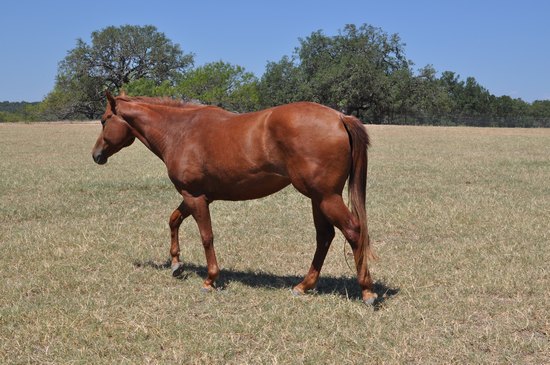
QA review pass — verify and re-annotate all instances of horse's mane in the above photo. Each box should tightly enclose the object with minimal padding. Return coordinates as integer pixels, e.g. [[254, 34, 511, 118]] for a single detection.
[[118, 96, 204, 109]]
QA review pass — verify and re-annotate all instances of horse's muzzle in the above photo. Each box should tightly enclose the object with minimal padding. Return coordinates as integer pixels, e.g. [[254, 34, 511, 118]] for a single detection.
[[92, 152, 107, 165]]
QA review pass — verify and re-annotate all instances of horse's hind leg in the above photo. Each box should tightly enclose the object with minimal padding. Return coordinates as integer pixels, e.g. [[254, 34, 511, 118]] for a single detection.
[[293, 201, 335, 295], [317, 194, 376, 303], [169, 201, 191, 276]]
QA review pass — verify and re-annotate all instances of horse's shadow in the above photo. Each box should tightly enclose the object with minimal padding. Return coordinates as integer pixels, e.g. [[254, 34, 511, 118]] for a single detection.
[[134, 259, 399, 309]]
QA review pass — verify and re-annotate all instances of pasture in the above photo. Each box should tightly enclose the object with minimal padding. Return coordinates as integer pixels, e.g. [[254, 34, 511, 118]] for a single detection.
[[1, 122, 548, 364]]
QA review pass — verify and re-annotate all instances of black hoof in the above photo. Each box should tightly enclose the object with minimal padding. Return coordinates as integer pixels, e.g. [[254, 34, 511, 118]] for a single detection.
[[171, 262, 185, 277]]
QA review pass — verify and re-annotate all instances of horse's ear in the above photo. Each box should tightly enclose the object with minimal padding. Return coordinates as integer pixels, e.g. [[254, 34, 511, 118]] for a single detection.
[[105, 90, 117, 113], [119, 88, 127, 97]]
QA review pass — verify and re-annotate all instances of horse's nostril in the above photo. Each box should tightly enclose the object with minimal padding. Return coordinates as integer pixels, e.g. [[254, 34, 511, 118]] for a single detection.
[[93, 152, 107, 165]]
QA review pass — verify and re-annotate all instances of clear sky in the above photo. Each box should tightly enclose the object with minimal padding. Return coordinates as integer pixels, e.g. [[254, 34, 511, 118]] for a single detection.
[[1, 0, 549, 102]]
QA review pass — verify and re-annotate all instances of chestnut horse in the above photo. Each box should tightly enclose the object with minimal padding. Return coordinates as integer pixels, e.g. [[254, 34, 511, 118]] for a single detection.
[[92, 92, 377, 304]]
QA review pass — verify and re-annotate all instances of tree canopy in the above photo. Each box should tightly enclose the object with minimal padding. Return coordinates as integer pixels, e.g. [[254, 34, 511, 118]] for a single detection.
[[125, 60, 260, 113], [8, 23, 548, 127], [259, 25, 412, 118], [258, 25, 549, 127], [41, 25, 193, 119]]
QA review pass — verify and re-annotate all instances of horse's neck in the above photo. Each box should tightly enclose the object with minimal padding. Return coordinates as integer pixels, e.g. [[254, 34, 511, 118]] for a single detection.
[[120, 104, 175, 162], [120, 102, 229, 162]]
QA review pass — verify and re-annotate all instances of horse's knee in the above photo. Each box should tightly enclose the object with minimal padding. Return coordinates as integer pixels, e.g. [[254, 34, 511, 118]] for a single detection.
[[201, 234, 214, 248], [319, 196, 359, 246], [343, 221, 361, 249]]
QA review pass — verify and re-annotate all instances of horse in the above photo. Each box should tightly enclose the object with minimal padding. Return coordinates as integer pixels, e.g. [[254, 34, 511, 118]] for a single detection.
[[92, 91, 377, 304]]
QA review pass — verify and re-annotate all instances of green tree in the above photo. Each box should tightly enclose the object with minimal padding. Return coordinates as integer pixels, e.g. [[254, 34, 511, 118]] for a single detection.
[[44, 25, 193, 119], [175, 61, 259, 112], [528, 100, 550, 127], [395, 65, 453, 124], [529, 100, 550, 118], [489, 95, 530, 127], [258, 56, 304, 107], [295, 24, 411, 121], [40, 73, 106, 119], [0, 101, 40, 122], [461, 77, 492, 118], [438, 71, 462, 115]]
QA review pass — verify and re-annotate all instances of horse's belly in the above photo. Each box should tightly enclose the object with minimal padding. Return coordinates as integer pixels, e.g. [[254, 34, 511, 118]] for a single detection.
[[209, 172, 290, 201]]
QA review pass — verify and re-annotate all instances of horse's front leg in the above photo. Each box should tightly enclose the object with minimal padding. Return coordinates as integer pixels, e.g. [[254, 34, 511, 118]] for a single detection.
[[169, 201, 191, 276], [184, 194, 219, 291]]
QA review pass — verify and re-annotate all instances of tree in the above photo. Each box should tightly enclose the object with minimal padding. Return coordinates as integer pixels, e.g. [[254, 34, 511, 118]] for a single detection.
[[258, 56, 304, 107], [295, 24, 411, 121], [438, 72, 503, 125], [403, 65, 453, 124], [125, 61, 261, 112], [461, 77, 492, 118], [529, 100, 550, 127], [529, 100, 550, 118], [73, 25, 193, 89], [174, 61, 259, 112], [125, 78, 175, 97], [40, 73, 107, 119], [44, 25, 193, 119]]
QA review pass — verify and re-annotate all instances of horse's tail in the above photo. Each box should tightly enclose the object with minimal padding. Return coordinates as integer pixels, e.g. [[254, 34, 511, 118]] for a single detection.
[[341, 115, 376, 270]]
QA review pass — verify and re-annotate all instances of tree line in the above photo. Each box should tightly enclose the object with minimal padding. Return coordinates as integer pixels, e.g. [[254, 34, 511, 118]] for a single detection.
[[3, 24, 549, 127]]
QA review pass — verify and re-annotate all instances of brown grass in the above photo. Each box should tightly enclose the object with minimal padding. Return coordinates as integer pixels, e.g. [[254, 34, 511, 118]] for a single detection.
[[0, 122, 549, 364]]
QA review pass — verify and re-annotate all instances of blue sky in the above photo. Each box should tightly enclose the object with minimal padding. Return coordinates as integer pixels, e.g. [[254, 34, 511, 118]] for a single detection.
[[1, 0, 549, 102]]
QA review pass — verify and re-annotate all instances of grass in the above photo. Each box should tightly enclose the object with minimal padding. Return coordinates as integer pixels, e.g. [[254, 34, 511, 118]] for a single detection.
[[0, 122, 549, 364]]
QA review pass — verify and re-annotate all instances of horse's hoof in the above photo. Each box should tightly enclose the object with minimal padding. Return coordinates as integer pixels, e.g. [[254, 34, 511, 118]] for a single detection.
[[291, 288, 304, 297], [363, 297, 376, 306], [200, 286, 214, 293], [171, 262, 184, 277], [362, 293, 378, 306]]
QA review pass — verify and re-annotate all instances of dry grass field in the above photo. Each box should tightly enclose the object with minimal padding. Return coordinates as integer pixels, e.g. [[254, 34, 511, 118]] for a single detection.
[[1, 122, 549, 364]]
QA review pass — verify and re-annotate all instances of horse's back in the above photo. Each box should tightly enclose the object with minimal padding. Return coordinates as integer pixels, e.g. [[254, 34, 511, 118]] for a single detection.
[[204, 102, 347, 168]]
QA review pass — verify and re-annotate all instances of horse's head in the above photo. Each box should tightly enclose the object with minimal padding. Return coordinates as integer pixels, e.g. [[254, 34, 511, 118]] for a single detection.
[[92, 91, 135, 165]]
